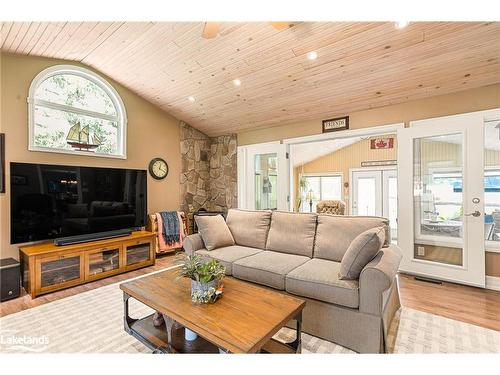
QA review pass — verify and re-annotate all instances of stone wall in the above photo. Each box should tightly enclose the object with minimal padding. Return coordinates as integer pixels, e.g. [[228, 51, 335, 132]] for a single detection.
[[180, 122, 211, 214], [180, 122, 237, 226], [209, 135, 238, 211]]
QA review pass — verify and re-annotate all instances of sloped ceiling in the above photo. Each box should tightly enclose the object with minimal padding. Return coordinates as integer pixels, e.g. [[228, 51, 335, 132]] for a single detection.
[[1, 22, 500, 136]]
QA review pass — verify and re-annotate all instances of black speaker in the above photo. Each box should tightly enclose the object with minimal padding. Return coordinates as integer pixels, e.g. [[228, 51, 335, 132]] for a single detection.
[[1, 258, 20, 301]]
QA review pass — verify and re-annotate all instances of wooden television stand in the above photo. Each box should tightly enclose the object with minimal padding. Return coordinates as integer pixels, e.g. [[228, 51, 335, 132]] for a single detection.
[[19, 231, 156, 298]]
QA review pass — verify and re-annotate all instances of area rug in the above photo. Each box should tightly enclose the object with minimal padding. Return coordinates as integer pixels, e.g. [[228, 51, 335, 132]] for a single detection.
[[1, 267, 499, 354]]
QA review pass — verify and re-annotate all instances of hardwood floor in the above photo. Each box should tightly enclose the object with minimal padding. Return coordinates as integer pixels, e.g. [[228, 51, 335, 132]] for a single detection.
[[398, 273, 500, 331], [0, 254, 179, 318], [1, 255, 500, 333]]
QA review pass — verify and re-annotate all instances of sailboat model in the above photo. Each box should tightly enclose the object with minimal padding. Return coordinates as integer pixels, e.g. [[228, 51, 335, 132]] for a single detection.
[[66, 122, 102, 151]]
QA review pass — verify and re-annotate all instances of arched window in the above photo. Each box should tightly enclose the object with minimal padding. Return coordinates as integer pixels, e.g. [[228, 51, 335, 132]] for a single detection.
[[28, 65, 127, 158]]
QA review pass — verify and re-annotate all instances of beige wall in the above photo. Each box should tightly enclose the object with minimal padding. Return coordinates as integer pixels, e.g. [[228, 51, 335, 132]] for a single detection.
[[238, 84, 500, 145], [0, 53, 181, 260]]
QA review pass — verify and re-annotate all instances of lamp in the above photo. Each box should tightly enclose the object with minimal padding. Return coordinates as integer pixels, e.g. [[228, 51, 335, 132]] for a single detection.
[[306, 189, 315, 213]]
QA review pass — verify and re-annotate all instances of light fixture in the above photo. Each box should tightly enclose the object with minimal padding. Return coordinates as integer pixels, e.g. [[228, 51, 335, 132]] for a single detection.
[[395, 21, 409, 29], [233, 78, 241, 86], [306, 51, 318, 61], [188, 96, 195, 102], [306, 189, 315, 212]]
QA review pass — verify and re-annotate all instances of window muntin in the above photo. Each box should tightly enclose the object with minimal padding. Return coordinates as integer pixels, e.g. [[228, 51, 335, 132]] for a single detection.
[[35, 73, 117, 116], [29, 65, 126, 158]]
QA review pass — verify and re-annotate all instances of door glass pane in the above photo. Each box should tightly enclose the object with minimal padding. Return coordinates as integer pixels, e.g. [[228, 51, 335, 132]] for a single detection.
[[485, 121, 500, 245], [254, 153, 277, 210], [388, 175, 398, 241], [357, 178, 376, 216], [413, 134, 463, 266]]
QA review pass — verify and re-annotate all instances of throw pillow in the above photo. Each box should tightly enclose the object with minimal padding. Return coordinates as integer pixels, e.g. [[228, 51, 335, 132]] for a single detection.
[[339, 226, 385, 280], [195, 214, 235, 251]]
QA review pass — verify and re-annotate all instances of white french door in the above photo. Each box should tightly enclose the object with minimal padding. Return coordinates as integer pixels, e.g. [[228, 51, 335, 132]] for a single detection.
[[351, 168, 398, 241], [237, 142, 288, 211], [351, 170, 382, 216], [397, 112, 485, 287]]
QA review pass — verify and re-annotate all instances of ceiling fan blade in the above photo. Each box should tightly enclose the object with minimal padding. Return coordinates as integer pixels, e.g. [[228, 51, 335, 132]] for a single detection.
[[202, 22, 221, 39], [271, 22, 293, 30]]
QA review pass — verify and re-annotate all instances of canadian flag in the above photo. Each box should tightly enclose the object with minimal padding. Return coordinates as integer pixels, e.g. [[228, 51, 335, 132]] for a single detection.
[[370, 138, 394, 149]]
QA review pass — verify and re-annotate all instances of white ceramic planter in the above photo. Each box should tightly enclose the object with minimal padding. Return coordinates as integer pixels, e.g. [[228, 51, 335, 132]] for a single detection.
[[185, 328, 198, 341]]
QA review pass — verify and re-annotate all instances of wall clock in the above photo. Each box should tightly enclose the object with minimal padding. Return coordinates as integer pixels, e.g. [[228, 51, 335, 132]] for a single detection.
[[148, 158, 169, 180]]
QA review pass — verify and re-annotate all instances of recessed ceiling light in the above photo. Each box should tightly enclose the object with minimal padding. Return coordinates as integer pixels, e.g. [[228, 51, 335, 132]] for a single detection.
[[188, 96, 195, 102], [233, 79, 241, 86], [307, 51, 318, 61], [395, 21, 409, 29]]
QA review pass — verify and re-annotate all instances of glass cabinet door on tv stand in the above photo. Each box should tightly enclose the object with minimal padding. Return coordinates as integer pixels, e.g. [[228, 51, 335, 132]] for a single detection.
[[35, 252, 85, 294], [84, 245, 122, 281], [123, 238, 154, 270]]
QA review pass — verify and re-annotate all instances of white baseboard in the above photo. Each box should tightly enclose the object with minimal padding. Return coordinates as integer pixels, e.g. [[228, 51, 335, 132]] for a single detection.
[[486, 276, 500, 291]]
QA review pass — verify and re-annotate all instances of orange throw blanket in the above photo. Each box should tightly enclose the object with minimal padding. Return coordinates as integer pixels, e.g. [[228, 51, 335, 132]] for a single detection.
[[155, 211, 184, 251]]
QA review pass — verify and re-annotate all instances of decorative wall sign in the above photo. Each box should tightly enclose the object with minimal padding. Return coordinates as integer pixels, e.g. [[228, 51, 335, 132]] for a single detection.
[[322, 116, 349, 133], [361, 160, 397, 167], [0, 133, 4, 193], [370, 137, 394, 149]]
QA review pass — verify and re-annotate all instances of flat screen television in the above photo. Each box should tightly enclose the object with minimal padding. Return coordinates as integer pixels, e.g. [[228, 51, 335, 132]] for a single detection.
[[10, 162, 147, 244]]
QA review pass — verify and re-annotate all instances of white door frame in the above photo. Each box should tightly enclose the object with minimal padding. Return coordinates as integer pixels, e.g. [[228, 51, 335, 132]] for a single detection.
[[283, 123, 405, 146], [284, 123, 404, 213], [398, 111, 487, 287], [237, 141, 288, 210], [382, 169, 398, 241]]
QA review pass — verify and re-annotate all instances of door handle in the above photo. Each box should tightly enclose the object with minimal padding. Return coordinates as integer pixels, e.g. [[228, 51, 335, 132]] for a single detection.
[[464, 211, 481, 217]]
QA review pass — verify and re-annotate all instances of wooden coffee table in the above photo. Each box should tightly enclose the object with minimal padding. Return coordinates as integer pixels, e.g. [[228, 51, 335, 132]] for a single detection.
[[120, 268, 305, 354]]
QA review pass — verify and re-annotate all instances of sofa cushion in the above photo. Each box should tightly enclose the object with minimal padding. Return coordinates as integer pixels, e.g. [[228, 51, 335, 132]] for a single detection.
[[194, 214, 235, 251], [339, 227, 385, 280], [314, 215, 390, 262], [265, 211, 317, 257], [195, 245, 262, 275], [286, 258, 359, 308], [232, 251, 309, 290], [226, 209, 271, 250]]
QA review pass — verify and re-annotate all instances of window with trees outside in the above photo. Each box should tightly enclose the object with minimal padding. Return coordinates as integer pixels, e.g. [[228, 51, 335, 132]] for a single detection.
[[300, 174, 342, 213], [28, 65, 127, 158]]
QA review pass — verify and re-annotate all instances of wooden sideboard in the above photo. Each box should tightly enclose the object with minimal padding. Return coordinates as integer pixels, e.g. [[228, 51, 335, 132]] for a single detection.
[[19, 231, 156, 298]]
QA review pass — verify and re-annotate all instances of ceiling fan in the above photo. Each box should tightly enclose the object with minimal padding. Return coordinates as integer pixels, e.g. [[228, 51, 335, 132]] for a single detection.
[[202, 22, 294, 39]]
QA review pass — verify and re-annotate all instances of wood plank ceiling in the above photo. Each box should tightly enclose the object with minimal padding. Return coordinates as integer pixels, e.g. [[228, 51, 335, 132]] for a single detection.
[[1, 22, 500, 136]]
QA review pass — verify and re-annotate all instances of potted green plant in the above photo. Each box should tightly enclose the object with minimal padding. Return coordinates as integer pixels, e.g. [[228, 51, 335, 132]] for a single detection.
[[296, 174, 309, 212], [177, 255, 225, 303]]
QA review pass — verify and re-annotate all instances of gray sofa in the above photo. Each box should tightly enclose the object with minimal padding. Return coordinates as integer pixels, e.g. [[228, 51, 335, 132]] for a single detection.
[[183, 209, 402, 353]]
